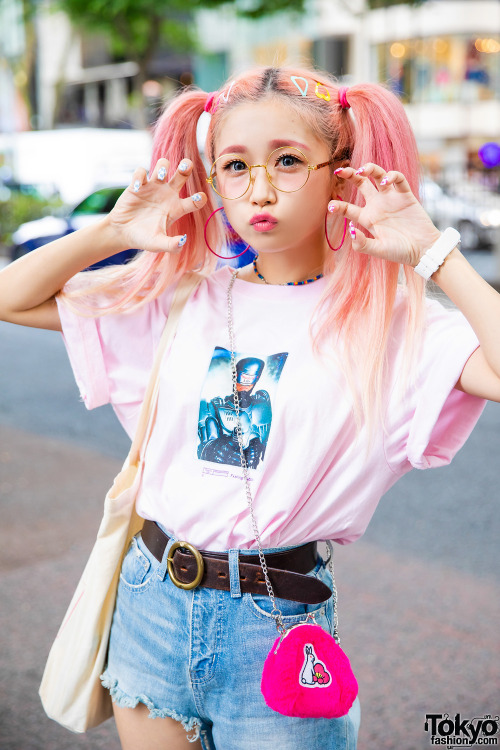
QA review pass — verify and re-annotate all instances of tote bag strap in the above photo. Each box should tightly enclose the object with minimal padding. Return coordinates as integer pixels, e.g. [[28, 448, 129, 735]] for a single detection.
[[128, 272, 204, 468]]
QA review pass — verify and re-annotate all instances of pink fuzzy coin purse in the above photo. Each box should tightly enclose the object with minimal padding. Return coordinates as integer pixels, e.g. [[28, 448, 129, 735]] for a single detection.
[[261, 622, 358, 719]]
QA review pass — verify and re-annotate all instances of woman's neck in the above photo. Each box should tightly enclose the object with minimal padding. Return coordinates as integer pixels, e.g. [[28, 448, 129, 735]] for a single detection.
[[239, 249, 325, 285]]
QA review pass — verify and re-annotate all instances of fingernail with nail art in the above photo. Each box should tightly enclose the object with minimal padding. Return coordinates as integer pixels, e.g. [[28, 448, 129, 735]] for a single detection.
[[192, 194, 202, 204], [349, 221, 356, 239], [133, 180, 141, 193], [380, 177, 388, 186], [355, 167, 365, 175], [179, 161, 189, 172], [158, 167, 166, 181], [327, 201, 336, 213], [334, 168, 343, 174], [178, 234, 187, 248]]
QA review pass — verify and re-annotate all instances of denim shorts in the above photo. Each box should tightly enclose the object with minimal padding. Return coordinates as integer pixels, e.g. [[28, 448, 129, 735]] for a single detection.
[[101, 526, 360, 750]]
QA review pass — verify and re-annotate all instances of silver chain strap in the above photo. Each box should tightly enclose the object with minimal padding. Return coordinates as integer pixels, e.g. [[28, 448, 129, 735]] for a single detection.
[[227, 269, 340, 643], [325, 540, 340, 645]]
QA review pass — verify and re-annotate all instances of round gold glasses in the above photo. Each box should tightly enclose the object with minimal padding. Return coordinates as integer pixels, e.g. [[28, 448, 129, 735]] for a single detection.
[[206, 146, 334, 200]]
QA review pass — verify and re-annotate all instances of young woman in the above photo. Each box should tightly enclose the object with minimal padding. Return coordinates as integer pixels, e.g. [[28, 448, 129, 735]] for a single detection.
[[1, 66, 499, 750]]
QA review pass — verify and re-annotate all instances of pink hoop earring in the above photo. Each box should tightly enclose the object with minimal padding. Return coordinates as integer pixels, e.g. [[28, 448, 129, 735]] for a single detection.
[[204, 207, 251, 259], [325, 195, 348, 252], [325, 214, 347, 252]]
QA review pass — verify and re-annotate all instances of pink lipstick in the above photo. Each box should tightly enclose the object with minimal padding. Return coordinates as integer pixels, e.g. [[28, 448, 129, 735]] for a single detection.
[[250, 213, 278, 232]]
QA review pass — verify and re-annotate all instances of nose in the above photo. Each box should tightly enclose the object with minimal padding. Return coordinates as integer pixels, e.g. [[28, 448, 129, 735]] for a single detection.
[[249, 165, 276, 206]]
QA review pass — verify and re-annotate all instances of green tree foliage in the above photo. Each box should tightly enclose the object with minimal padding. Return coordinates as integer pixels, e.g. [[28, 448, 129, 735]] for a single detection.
[[0, 193, 63, 248], [193, 0, 306, 19], [57, 0, 307, 62], [55, 0, 307, 124], [367, 0, 425, 7], [57, 0, 194, 62]]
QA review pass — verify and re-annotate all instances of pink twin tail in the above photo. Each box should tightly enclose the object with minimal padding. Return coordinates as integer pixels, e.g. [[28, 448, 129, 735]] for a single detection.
[[204, 206, 251, 259]]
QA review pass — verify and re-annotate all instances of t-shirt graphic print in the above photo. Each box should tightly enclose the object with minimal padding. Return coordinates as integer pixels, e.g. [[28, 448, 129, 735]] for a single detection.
[[198, 346, 288, 469]]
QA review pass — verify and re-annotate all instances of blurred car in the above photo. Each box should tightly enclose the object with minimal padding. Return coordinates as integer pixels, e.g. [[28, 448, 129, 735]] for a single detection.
[[10, 186, 138, 268], [421, 177, 499, 251], [448, 182, 500, 231]]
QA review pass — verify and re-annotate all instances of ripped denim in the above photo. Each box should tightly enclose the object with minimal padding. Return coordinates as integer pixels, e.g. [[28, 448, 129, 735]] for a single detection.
[[101, 527, 360, 750]]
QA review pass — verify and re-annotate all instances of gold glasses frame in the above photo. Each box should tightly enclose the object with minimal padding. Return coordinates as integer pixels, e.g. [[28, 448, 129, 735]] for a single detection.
[[206, 146, 334, 200]]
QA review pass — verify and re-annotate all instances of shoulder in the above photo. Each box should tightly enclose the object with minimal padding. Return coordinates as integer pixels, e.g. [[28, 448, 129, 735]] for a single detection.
[[386, 286, 478, 381]]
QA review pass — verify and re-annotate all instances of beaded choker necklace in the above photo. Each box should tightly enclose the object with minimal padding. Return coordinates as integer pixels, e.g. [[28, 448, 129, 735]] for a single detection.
[[252, 258, 324, 286]]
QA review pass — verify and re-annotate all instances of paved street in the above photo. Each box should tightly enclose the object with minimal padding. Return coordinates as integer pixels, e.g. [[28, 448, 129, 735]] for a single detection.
[[0, 305, 499, 749]]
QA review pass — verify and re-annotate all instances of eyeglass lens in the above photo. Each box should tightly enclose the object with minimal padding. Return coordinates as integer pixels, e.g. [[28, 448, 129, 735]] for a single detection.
[[211, 146, 310, 199]]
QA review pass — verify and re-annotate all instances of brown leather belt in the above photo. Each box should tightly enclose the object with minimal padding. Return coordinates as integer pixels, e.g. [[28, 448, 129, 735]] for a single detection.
[[141, 520, 331, 605]]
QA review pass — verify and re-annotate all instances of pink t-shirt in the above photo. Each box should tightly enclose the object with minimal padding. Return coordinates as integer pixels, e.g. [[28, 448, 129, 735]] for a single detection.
[[57, 265, 485, 551]]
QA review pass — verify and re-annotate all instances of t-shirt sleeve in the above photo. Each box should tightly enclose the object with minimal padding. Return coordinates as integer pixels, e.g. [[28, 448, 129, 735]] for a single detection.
[[55, 276, 176, 437], [385, 295, 486, 472]]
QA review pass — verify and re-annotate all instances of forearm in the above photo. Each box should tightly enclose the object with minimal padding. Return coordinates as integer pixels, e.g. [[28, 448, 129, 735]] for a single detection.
[[432, 246, 500, 377], [0, 216, 125, 318]]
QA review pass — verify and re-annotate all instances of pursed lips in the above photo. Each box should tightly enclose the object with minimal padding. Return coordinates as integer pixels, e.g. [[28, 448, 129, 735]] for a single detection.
[[250, 214, 278, 231]]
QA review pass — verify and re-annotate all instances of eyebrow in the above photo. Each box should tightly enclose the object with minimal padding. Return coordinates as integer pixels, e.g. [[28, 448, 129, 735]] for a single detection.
[[218, 145, 247, 156], [217, 139, 311, 158], [269, 139, 310, 152]]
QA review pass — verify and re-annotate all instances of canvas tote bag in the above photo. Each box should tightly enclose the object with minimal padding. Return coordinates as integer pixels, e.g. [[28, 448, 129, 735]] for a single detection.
[[39, 272, 203, 733]]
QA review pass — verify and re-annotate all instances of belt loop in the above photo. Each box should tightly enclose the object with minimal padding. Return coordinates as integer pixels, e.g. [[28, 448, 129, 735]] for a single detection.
[[157, 534, 176, 582], [228, 549, 241, 598]]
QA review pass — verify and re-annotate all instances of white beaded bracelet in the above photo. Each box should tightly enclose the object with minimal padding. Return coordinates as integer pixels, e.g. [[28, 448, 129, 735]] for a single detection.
[[414, 227, 461, 280]]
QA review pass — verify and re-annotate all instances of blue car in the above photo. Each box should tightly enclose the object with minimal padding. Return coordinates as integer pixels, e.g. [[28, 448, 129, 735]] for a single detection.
[[10, 187, 138, 269]]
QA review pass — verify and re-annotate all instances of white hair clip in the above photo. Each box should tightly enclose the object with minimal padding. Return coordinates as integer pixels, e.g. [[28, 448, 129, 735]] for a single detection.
[[290, 76, 308, 97]]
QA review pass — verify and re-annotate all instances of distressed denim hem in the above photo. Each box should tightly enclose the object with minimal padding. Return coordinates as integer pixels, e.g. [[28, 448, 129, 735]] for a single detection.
[[100, 670, 202, 743]]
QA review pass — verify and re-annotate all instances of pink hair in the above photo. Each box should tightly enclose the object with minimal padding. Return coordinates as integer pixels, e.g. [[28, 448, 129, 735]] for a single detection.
[[59, 65, 426, 429]]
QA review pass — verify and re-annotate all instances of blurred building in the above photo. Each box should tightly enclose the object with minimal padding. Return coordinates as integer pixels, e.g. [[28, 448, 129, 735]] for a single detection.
[[0, 0, 30, 132], [195, 0, 500, 182], [370, 1, 500, 184], [36, 6, 193, 130], [0, 0, 193, 132], [35, 8, 139, 130], [2, 0, 499, 185]]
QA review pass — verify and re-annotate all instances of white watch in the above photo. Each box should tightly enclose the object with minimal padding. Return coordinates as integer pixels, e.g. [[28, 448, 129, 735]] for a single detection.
[[414, 227, 461, 280]]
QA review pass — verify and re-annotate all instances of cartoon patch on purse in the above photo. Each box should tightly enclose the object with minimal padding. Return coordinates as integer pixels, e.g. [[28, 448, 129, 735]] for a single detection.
[[299, 644, 332, 688]]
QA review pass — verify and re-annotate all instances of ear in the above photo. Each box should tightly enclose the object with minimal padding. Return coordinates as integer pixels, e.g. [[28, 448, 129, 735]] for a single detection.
[[332, 166, 348, 195]]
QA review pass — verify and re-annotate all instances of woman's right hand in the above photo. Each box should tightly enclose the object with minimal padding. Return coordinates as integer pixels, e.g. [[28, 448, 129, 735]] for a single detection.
[[106, 157, 208, 254], [0, 157, 207, 331]]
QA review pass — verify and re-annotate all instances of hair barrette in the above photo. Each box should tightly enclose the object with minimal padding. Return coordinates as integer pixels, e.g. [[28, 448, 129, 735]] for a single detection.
[[315, 82, 331, 101], [220, 81, 235, 103], [290, 76, 309, 97]]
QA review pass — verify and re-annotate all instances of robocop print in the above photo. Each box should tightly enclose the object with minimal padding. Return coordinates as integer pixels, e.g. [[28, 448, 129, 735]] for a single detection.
[[198, 346, 288, 469]]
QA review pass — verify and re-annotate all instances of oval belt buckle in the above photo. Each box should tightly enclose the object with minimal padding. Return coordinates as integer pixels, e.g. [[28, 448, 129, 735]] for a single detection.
[[167, 541, 205, 590]]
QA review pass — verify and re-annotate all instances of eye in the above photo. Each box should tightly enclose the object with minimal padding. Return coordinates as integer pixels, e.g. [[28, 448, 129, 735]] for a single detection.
[[275, 152, 304, 169], [222, 159, 248, 174]]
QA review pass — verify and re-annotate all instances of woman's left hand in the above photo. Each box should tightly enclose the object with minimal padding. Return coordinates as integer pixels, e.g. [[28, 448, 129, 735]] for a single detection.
[[330, 163, 442, 266]]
